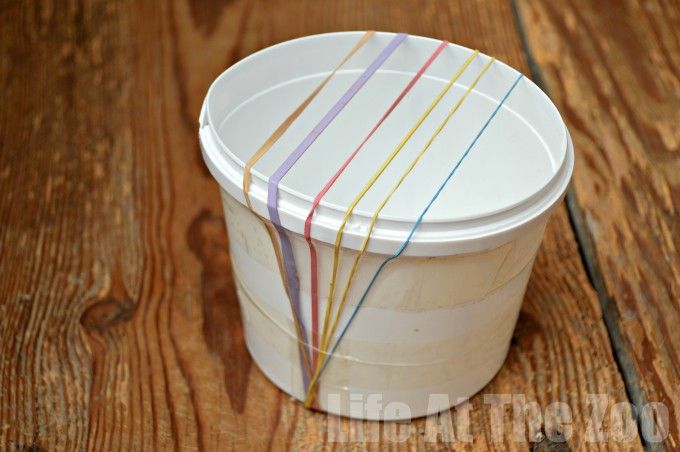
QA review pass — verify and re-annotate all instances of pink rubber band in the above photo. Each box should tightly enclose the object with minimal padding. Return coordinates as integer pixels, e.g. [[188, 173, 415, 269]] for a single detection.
[[303, 40, 449, 371]]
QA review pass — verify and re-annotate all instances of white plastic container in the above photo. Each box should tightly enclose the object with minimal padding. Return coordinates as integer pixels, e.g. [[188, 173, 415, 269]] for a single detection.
[[199, 32, 573, 420]]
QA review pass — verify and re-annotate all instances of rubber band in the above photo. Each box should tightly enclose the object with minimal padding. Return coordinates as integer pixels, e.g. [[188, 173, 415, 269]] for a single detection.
[[267, 33, 407, 392], [262, 222, 312, 379], [305, 72, 526, 407], [239, 31, 375, 386], [241, 31, 375, 210], [267, 32, 408, 216], [317, 50, 479, 359], [321, 57, 496, 360], [303, 40, 449, 372]]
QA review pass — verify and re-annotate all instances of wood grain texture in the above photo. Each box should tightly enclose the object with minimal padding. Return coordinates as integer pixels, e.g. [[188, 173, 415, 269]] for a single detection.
[[0, 0, 642, 450], [515, 0, 680, 448]]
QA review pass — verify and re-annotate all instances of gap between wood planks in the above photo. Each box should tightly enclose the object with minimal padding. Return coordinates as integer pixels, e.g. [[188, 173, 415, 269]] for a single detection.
[[509, 1, 659, 450]]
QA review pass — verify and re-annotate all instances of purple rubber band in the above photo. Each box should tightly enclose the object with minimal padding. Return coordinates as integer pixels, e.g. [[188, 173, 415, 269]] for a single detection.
[[266, 33, 407, 389]]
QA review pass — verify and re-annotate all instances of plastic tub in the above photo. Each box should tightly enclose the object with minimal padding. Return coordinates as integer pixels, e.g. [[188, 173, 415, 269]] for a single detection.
[[199, 31, 573, 420]]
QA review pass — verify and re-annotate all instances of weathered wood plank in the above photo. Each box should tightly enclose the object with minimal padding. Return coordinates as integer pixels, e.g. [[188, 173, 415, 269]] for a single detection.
[[515, 0, 680, 448], [0, 0, 639, 449]]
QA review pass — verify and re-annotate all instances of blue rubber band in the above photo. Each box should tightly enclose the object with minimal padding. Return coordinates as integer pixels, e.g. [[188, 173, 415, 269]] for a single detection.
[[317, 72, 525, 380]]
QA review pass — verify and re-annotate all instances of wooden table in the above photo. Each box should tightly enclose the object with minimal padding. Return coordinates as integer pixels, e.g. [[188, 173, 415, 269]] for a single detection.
[[1, 0, 678, 450]]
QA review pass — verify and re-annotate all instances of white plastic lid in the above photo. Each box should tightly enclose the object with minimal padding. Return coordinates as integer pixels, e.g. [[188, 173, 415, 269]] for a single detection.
[[199, 32, 573, 256]]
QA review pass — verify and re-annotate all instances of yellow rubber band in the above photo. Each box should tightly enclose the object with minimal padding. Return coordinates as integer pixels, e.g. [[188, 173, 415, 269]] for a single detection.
[[317, 50, 479, 354], [308, 56, 497, 407], [322, 57, 495, 365]]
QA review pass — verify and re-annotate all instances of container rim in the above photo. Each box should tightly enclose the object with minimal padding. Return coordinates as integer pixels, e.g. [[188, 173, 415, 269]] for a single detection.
[[198, 31, 574, 256]]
